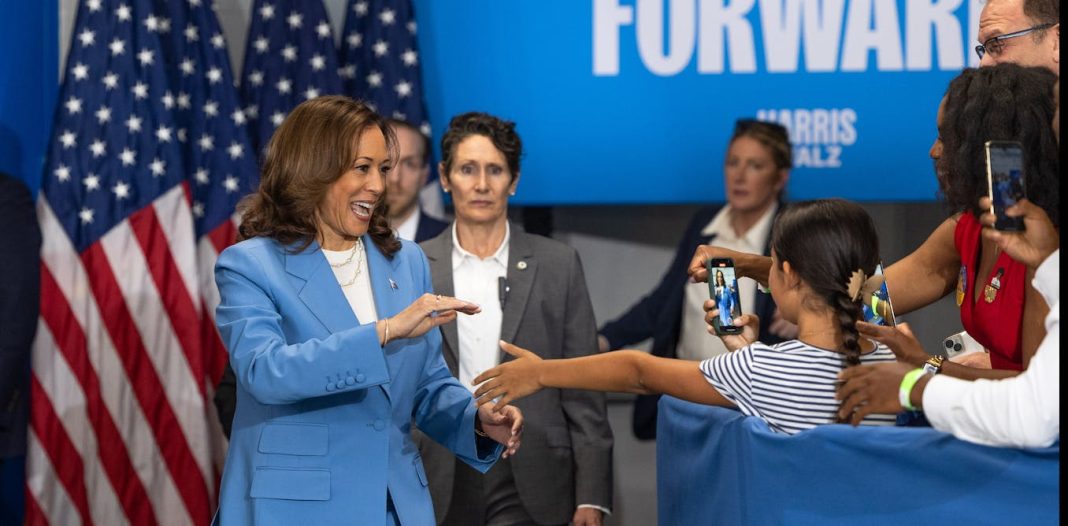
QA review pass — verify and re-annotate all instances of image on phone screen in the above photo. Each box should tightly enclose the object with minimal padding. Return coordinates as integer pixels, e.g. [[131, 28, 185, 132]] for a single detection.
[[862, 263, 896, 327], [707, 259, 743, 335], [985, 140, 1026, 231]]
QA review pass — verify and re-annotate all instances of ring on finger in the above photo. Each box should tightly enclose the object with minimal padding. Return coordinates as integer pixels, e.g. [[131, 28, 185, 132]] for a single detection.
[[436, 294, 442, 303]]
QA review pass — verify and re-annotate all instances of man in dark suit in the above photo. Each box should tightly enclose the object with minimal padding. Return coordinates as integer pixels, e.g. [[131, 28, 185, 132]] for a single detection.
[[386, 119, 448, 242], [0, 172, 40, 464]]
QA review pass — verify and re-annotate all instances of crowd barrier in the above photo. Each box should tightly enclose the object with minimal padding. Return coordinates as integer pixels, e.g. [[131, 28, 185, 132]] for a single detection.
[[656, 396, 1059, 525]]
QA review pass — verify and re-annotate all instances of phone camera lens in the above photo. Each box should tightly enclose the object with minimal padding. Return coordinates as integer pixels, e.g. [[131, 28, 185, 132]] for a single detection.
[[944, 340, 954, 349]]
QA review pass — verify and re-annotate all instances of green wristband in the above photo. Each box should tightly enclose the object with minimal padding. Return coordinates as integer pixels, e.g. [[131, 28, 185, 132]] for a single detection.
[[898, 368, 927, 411]]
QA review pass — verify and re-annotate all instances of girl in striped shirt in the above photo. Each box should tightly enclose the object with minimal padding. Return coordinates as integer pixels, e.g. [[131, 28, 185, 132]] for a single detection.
[[472, 199, 898, 435]]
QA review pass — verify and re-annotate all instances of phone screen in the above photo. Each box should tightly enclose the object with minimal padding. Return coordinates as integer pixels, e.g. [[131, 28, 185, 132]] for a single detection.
[[707, 258, 743, 335], [985, 140, 1026, 231], [862, 263, 897, 327]]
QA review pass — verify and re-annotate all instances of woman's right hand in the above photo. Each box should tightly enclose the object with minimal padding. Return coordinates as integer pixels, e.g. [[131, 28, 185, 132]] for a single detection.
[[380, 293, 481, 344], [978, 197, 1059, 269]]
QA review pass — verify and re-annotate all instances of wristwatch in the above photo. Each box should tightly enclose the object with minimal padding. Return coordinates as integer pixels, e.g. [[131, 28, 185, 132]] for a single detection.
[[923, 355, 945, 375]]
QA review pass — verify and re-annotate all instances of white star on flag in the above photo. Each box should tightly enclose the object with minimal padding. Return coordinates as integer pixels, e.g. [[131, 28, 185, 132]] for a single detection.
[[317, 22, 331, 38], [206, 67, 223, 84], [223, 175, 239, 192], [137, 48, 154, 65], [95, 105, 111, 123], [255, 36, 269, 53], [228, 142, 244, 159], [115, 4, 131, 22], [109, 38, 126, 55], [89, 140, 107, 157], [249, 71, 264, 86], [125, 115, 142, 132], [119, 148, 136, 166], [195, 168, 210, 184], [373, 40, 388, 57], [199, 134, 215, 151], [65, 96, 82, 114], [180, 58, 196, 75], [282, 45, 297, 62], [310, 54, 326, 70], [287, 12, 302, 29], [276, 78, 292, 94], [72, 63, 89, 80], [55, 165, 71, 181], [156, 125, 172, 142], [132, 82, 149, 99], [204, 101, 219, 116], [304, 87, 320, 99], [103, 72, 119, 89], [271, 112, 285, 126], [354, 1, 368, 16], [84, 173, 101, 190], [379, 9, 395, 25], [78, 29, 95, 46], [79, 207, 95, 224], [367, 71, 382, 87], [185, 24, 199, 41], [395, 81, 411, 98], [112, 181, 130, 199], [149, 158, 166, 176], [347, 32, 363, 48], [261, 3, 275, 19], [60, 130, 76, 149], [401, 50, 417, 66]]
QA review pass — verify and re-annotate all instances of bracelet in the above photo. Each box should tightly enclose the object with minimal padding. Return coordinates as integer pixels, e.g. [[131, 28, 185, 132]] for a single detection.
[[381, 318, 390, 346], [898, 368, 927, 411], [474, 417, 488, 437]]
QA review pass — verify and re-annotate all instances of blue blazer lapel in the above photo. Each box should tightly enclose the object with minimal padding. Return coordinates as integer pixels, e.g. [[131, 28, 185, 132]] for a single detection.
[[363, 234, 405, 322], [285, 240, 358, 334]]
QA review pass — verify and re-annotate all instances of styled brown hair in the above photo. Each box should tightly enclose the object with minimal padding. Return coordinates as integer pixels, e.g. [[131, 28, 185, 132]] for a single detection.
[[238, 96, 402, 256], [440, 112, 522, 181], [731, 119, 793, 171]]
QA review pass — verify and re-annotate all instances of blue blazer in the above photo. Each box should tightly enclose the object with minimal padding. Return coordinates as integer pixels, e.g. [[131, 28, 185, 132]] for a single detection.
[[213, 236, 500, 525]]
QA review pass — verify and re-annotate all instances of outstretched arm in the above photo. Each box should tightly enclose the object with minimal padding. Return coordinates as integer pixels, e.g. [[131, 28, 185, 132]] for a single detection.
[[472, 342, 733, 411]]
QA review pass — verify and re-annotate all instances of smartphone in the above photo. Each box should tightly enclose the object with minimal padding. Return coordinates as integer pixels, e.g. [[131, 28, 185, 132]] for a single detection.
[[942, 331, 984, 359], [984, 140, 1026, 231], [707, 258, 743, 335], [861, 263, 897, 326]]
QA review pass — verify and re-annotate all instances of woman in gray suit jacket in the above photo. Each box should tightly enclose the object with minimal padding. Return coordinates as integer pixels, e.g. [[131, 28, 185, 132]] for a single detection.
[[417, 112, 613, 526]]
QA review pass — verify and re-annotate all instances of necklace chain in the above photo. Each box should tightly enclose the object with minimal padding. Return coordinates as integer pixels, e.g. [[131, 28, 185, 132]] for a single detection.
[[329, 240, 359, 268], [330, 239, 364, 287]]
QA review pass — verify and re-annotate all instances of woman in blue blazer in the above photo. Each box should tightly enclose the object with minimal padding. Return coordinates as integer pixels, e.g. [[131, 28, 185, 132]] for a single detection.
[[213, 96, 522, 525]]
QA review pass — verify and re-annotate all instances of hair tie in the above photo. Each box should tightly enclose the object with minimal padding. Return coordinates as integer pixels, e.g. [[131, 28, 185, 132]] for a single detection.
[[846, 269, 885, 302]]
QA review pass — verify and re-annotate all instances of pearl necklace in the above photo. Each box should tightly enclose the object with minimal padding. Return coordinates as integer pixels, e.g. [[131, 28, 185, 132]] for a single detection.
[[330, 239, 365, 288]]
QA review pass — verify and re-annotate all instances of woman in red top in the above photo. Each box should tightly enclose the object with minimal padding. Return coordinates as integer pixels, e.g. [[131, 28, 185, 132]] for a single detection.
[[690, 64, 1059, 380]]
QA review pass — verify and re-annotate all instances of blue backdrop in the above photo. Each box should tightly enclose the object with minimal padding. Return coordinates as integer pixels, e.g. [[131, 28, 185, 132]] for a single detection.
[[414, 0, 982, 204]]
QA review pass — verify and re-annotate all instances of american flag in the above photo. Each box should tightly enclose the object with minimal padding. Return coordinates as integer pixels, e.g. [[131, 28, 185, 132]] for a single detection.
[[339, 0, 444, 218], [240, 0, 343, 157], [27, 0, 251, 523]]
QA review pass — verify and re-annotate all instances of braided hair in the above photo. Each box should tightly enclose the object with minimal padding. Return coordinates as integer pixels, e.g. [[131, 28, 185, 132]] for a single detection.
[[770, 200, 880, 371]]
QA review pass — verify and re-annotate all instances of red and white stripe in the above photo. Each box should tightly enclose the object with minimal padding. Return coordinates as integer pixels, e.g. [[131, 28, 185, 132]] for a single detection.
[[27, 185, 230, 526]]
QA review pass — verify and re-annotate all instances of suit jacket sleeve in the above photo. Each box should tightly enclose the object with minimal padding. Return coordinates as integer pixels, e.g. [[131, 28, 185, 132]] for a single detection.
[[214, 245, 392, 405], [0, 175, 39, 433], [599, 209, 711, 350], [410, 251, 501, 471], [560, 251, 614, 509]]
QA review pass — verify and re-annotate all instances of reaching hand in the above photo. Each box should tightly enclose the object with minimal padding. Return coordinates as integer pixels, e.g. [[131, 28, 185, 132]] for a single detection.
[[477, 403, 523, 458], [835, 361, 915, 425], [472, 341, 544, 411], [703, 299, 759, 351], [855, 321, 929, 367], [687, 245, 768, 286], [384, 293, 480, 343], [978, 197, 1059, 269]]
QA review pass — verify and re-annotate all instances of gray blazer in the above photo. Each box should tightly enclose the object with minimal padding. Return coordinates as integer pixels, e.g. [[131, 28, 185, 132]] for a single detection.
[[415, 224, 613, 525]]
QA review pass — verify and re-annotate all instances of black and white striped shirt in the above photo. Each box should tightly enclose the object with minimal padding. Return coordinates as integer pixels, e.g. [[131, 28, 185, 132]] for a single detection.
[[699, 339, 898, 435]]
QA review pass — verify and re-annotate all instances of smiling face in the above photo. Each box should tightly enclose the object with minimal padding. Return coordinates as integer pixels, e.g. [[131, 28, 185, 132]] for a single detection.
[[724, 136, 788, 216], [316, 127, 390, 250], [440, 134, 518, 226], [977, 0, 1059, 72]]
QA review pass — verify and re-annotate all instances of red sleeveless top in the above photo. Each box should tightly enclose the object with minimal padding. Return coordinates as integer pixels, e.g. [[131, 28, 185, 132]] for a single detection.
[[954, 214, 1025, 370]]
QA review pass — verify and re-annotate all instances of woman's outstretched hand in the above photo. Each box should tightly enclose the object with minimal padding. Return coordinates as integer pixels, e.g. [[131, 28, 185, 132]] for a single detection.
[[472, 341, 544, 411], [477, 403, 523, 458], [381, 293, 480, 344]]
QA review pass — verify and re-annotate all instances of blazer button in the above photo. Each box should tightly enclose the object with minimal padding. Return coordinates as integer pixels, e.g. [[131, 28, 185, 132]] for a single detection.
[[346, 376, 355, 386], [356, 373, 366, 383], [325, 383, 335, 392], [335, 380, 346, 390], [373, 419, 386, 431]]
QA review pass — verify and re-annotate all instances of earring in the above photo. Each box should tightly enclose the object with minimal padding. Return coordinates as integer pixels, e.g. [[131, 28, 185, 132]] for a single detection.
[[509, 191, 516, 196]]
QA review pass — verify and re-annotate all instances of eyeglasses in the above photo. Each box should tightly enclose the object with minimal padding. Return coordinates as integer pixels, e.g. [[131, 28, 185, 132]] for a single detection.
[[974, 23, 1055, 60]]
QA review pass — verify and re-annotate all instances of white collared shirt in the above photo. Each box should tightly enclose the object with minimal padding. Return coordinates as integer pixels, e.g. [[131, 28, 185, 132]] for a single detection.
[[393, 207, 421, 241], [923, 249, 1060, 448], [452, 223, 509, 393], [677, 203, 777, 361], [322, 242, 378, 324]]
